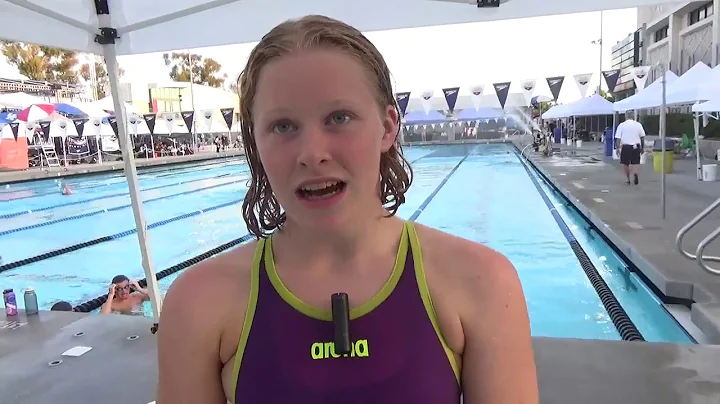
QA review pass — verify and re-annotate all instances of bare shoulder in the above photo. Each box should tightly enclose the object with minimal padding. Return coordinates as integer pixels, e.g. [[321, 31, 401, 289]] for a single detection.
[[413, 223, 521, 301], [159, 240, 259, 359], [413, 224, 538, 403]]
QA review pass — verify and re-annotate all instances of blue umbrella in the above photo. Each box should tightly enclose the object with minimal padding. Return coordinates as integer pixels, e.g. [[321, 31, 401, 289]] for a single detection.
[[0, 111, 19, 124], [54, 103, 88, 118]]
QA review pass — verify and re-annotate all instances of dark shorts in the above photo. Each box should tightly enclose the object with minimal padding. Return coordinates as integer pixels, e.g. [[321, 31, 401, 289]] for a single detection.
[[620, 144, 641, 165]]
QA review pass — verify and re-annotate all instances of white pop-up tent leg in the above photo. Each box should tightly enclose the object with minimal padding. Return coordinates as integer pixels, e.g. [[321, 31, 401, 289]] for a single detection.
[[101, 33, 163, 322]]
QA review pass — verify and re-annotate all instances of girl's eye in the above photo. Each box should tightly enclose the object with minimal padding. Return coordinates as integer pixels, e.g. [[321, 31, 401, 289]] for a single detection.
[[272, 121, 296, 133], [327, 112, 351, 126]]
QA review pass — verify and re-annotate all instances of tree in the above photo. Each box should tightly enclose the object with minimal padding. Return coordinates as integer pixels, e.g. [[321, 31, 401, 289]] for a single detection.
[[599, 89, 614, 102], [1, 41, 80, 83], [162, 52, 227, 88], [79, 60, 125, 99]]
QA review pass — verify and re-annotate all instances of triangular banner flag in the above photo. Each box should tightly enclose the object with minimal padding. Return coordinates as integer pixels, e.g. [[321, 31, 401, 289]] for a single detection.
[[470, 85, 485, 110], [395, 92, 411, 116], [493, 82, 511, 109], [58, 121, 68, 138], [143, 114, 156, 135], [602, 69, 621, 93], [202, 110, 214, 132], [632, 66, 651, 91], [442, 87, 460, 113], [129, 116, 140, 135], [546, 76, 565, 101], [90, 119, 102, 137], [163, 113, 175, 134], [73, 118, 88, 138], [9, 122, 19, 141], [220, 108, 234, 130], [520, 80, 536, 105], [420, 91, 434, 115], [108, 116, 119, 136], [181, 111, 195, 133], [574, 73, 593, 98], [39, 121, 51, 142]]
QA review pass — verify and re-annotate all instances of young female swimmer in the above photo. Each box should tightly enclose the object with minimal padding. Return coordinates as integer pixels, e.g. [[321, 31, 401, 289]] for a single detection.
[[157, 14, 538, 404]]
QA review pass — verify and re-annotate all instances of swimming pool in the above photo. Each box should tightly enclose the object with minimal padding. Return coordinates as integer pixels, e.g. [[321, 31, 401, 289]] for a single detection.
[[0, 144, 692, 343]]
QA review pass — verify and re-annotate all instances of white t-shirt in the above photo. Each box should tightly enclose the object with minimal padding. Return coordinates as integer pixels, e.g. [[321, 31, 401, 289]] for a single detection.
[[614, 119, 646, 146]]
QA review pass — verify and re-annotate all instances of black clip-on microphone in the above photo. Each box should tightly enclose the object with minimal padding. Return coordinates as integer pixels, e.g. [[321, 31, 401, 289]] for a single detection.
[[331, 293, 351, 355]]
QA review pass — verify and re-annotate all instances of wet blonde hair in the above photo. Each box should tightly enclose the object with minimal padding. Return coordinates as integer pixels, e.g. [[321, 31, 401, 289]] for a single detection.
[[238, 15, 413, 238]]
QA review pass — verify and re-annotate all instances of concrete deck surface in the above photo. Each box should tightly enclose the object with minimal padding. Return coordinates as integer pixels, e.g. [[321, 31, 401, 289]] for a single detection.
[[0, 148, 244, 184], [2, 311, 720, 404], [518, 138, 720, 343]]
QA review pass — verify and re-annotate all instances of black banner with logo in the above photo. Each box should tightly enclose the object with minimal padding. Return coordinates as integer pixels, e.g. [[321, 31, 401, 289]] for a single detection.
[[602, 69, 621, 93], [73, 118, 88, 138], [67, 136, 89, 156], [220, 108, 234, 130], [493, 82, 511, 109], [39, 121, 51, 142], [395, 92, 411, 116], [545, 76, 565, 101], [442, 87, 460, 113], [108, 116, 119, 136], [143, 114, 157, 135], [9, 122, 19, 141], [181, 111, 195, 133]]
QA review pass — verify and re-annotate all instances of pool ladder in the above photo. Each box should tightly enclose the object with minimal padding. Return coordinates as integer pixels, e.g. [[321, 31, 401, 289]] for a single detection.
[[676, 196, 720, 275]]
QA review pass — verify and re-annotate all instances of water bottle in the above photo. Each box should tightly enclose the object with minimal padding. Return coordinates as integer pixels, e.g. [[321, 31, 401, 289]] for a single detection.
[[24, 288, 38, 316], [3, 289, 18, 316]]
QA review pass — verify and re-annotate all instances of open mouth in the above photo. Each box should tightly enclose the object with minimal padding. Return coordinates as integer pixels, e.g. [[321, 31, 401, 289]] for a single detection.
[[296, 181, 347, 201]]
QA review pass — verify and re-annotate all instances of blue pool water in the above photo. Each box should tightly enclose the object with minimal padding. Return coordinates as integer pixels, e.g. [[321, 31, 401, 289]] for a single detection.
[[0, 145, 691, 343]]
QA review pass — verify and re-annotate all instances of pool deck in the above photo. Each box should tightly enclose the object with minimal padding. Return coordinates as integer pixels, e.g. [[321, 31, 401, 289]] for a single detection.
[[514, 137, 720, 343], [1, 310, 719, 403], [0, 148, 245, 184]]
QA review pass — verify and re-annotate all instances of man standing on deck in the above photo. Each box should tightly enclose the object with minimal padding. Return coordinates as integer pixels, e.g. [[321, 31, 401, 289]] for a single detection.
[[614, 111, 646, 185]]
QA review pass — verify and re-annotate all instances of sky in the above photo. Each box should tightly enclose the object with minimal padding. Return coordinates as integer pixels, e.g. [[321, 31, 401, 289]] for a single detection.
[[1, 9, 637, 104]]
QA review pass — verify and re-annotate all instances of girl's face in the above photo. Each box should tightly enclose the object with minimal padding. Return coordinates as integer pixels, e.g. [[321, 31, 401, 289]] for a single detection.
[[252, 49, 398, 231]]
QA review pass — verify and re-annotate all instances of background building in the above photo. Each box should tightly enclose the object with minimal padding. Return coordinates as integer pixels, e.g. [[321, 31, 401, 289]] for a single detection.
[[610, 2, 718, 101], [639, 1, 718, 81], [610, 30, 642, 100]]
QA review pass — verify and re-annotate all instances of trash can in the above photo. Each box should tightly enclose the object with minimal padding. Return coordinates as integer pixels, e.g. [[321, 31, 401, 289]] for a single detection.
[[652, 138, 675, 174], [604, 129, 614, 157]]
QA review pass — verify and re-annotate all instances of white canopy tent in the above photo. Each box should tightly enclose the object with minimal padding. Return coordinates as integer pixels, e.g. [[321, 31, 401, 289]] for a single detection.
[[0, 0, 682, 321], [613, 70, 679, 112], [0, 92, 51, 109], [664, 62, 716, 106], [542, 94, 614, 119], [541, 104, 568, 120], [692, 97, 720, 113]]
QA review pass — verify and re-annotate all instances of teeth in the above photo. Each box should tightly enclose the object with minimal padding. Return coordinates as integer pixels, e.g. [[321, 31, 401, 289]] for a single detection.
[[301, 181, 339, 191]]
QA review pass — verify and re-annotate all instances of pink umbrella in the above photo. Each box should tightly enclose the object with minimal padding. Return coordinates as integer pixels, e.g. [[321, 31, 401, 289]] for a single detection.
[[17, 104, 55, 122]]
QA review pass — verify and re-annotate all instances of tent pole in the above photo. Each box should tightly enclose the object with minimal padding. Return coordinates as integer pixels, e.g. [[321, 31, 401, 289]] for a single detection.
[[101, 35, 163, 321], [660, 64, 667, 220], [4, 0, 96, 33], [695, 111, 702, 180], [117, 0, 241, 35]]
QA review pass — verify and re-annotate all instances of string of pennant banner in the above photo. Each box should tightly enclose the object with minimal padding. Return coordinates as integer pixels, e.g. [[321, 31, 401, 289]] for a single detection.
[[4, 107, 238, 142], [394, 66, 652, 116]]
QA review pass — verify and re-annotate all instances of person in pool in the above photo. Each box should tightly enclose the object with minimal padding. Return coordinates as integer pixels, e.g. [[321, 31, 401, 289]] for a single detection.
[[100, 275, 149, 315], [157, 15, 538, 404]]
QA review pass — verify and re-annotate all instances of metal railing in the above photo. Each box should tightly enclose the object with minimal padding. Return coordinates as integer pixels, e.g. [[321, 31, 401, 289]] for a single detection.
[[676, 196, 720, 275]]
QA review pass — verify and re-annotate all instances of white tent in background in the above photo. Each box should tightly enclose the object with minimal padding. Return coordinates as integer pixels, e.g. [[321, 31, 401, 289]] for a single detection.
[[0, 0, 678, 321], [542, 94, 614, 119], [661, 62, 713, 106], [90, 96, 141, 116], [613, 70, 679, 112], [541, 104, 568, 120], [0, 92, 50, 109], [665, 63, 720, 106], [692, 96, 720, 113]]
